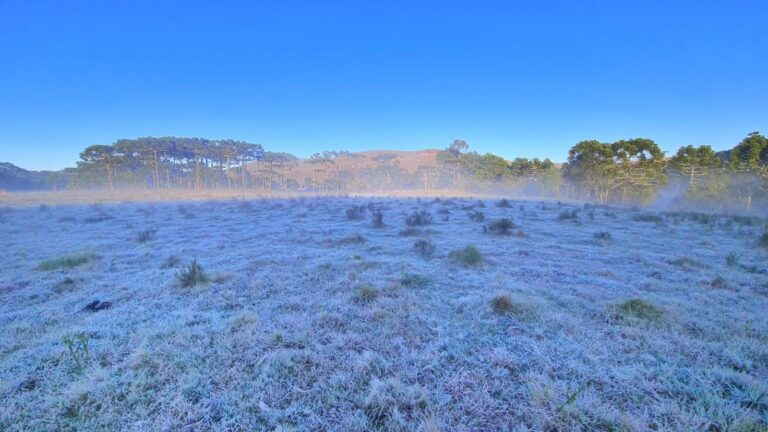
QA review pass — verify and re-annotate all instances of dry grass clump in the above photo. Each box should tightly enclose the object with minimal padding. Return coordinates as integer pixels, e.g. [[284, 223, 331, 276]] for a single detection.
[[38, 252, 97, 271], [558, 209, 579, 220], [710, 275, 727, 288], [176, 260, 209, 287], [413, 239, 436, 258], [371, 210, 385, 228], [484, 218, 515, 235], [135, 228, 157, 243], [468, 211, 485, 222], [405, 210, 432, 226], [669, 256, 704, 268], [364, 378, 428, 429], [399, 227, 421, 237], [338, 234, 366, 244], [400, 273, 430, 289], [593, 231, 612, 240], [346, 205, 366, 220], [490, 293, 522, 315], [616, 298, 663, 322], [449, 245, 482, 266], [353, 284, 379, 303]]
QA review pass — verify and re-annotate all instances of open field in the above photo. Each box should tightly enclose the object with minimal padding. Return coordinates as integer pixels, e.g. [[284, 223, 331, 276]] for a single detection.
[[1, 197, 767, 431]]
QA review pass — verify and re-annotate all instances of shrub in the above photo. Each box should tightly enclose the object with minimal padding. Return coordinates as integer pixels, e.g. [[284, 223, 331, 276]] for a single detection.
[[176, 260, 209, 287], [405, 210, 432, 226], [413, 240, 436, 258], [400, 274, 430, 289], [468, 211, 485, 222], [490, 293, 519, 315], [353, 285, 379, 303], [449, 245, 482, 266], [617, 299, 663, 321], [38, 252, 97, 271], [135, 228, 157, 243], [346, 206, 366, 220], [371, 211, 385, 228], [558, 209, 579, 220], [594, 231, 612, 240], [485, 218, 515, 235], [496, 199, 511, 208]]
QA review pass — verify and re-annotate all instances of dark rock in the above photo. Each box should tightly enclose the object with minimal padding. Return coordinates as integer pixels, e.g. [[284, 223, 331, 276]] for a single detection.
[[82, 300, 112, 312]]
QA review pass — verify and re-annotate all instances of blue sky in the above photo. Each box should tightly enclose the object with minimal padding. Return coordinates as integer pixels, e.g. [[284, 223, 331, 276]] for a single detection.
[[1, 0, 766, 171]]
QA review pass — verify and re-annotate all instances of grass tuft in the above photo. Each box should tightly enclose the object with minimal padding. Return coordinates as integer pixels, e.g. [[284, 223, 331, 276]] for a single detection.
[[616, 298, 663, 321], [485, 218, 515, 235], [449, 245, 482, 266], [400, 273, 430, 289], [135, 228, 157, 243], [594, 231, 612, 240], [405, 210, 432, 226], [176, 260, 209, 288], [490, 293, 520, 315], [353, 285, 379, 303]]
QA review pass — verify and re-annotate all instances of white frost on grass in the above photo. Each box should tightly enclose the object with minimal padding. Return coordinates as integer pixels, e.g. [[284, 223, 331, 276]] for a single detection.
[[0, 197, 767, 431]]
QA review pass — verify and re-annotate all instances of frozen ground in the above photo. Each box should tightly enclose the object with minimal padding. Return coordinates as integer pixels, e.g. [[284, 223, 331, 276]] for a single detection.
[[0, 197, 767, 431]]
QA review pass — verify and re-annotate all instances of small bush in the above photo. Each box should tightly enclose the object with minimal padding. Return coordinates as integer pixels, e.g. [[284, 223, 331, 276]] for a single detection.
[[594, 231, 612, 240], [413, 240, 436, 258], [400, 274, 430, 289], [353, 285, 379, 303], [405, 210, 432, 226], [449, 245, 482, 266], [558, 209, 579, 220], [725, 253, 740, 267], [346, 206, 366, 220], [135, 228, 157, 243], [617, 299, 663, 321], [496, 199, 511, 208], [485, 218, 515, 235], [176, 260, 209, 288], [490, 293, 520, 315], [371, 211, 385, 228], [38, 252, 97, 271], [468, 211, 485, 222]]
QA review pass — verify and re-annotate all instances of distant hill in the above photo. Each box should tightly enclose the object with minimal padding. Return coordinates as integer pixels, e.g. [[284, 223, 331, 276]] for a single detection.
[[0, 162, 51, 191]]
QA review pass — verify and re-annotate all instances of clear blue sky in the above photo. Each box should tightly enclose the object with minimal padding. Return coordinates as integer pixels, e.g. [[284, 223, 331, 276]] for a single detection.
[[1, 0, 766, 171]]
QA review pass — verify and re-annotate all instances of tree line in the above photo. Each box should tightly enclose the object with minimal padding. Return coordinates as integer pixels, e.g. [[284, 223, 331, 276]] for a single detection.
[[52, 132, 768, 210]]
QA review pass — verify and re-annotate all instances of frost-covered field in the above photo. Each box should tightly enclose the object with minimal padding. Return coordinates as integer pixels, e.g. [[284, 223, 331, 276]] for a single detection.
[[1, 197, 767, 431]]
